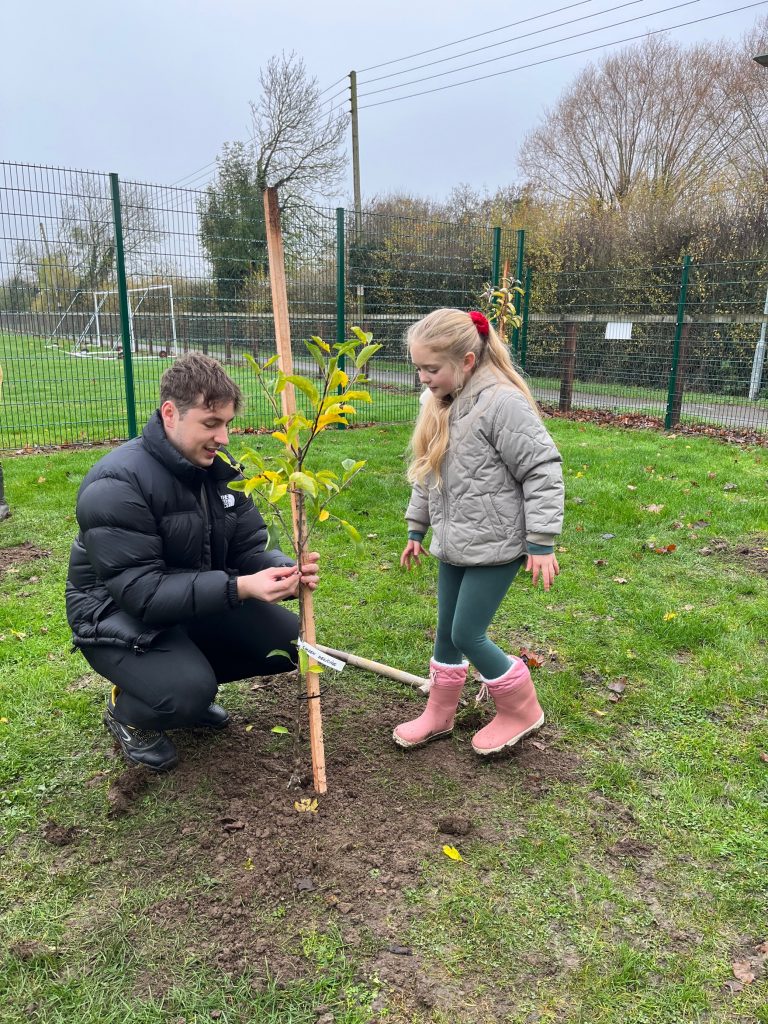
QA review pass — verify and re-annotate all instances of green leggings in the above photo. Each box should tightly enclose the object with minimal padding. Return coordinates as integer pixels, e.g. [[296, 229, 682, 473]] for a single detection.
[[434, 558, 524, 679]]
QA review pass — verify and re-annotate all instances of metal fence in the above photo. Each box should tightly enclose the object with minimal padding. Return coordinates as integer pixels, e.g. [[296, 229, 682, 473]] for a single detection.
[[1, 160, 766, 451]]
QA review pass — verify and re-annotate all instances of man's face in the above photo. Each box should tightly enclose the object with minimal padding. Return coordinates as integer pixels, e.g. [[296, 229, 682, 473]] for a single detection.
[[161, 397, 236, 468]]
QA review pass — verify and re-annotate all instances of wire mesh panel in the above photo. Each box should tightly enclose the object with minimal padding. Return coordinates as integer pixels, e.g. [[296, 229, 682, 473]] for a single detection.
[[524, 265, 682, 418], [676, 260, 768, 430], [0, 163, 132, 447], [1, 159, 766, 448], [345, 208, 497, 421]]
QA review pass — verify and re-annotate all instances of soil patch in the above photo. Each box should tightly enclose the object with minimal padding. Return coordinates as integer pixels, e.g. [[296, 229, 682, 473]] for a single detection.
[[698, 535, 768, 576], [0, 542, 49, 575], [104, 674, 581, 1015]]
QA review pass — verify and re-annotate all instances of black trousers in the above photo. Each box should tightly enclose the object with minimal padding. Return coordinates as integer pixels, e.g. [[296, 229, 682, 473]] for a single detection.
[[81, 601, 299, 731]]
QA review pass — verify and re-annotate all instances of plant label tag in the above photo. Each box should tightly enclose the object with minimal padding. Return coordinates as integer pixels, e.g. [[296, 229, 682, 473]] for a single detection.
[[296, 640, 345, 672]]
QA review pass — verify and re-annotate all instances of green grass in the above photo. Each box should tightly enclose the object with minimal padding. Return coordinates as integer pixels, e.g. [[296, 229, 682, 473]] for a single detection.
[[1, 420, 767, 1022]]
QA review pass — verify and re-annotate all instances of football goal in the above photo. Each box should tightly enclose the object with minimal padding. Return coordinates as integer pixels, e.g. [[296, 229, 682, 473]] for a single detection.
[[73, 283, 177, 357]]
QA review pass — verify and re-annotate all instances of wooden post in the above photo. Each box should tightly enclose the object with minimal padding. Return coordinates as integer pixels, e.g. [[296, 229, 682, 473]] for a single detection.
[[559, 321, 578, 412], [263, 186, 327, 795]]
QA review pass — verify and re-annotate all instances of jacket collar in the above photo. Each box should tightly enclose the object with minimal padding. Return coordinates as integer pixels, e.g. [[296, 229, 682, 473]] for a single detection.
[[451, 363, 503, 417], [141, 411, 241, 486]]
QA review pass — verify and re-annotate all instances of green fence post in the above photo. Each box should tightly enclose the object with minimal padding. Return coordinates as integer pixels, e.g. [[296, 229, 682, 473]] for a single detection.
[[520, 265, 532, 371], [491, 226, 501, 288], [665, 254, 691, 430], [511, 228, 526, 356], [336, 207, 346, 428], [110, 172, 138, 439]]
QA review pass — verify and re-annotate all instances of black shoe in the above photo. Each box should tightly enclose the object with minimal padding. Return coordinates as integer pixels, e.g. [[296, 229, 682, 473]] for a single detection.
[[196, 703, 230, 729], [103, 698, 178, 772]]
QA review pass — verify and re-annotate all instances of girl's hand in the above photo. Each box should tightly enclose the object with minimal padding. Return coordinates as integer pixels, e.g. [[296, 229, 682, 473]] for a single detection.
[[525, 552, 560, 591], [400, 539, 429, 570]]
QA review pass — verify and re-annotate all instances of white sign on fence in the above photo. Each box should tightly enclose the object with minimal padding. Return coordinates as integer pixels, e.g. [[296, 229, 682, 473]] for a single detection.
[[605, 321, 633, 340]]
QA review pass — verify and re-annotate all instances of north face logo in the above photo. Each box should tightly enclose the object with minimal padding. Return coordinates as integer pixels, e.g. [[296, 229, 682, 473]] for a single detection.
[[220, 493, 235, 509]]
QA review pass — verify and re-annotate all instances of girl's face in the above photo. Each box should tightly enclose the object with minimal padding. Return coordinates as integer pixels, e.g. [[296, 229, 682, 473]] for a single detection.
[[410, 339, 475, 400]]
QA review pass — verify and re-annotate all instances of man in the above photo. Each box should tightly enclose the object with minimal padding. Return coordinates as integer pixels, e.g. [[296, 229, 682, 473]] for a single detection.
[[66, 353, 319, 772]]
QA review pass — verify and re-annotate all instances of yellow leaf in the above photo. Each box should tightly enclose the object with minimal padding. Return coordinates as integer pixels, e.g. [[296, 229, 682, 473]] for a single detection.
[[272, 431, 288, 444], [244, 857, 255, 871], [245, 724, 254, 732], [575, 471, 584, 478], [318, 509, 330, 521], [0, 717, 8, 724], [294, 798, 319, 814], [592, 709, 609, 717], [626, 650, 637, 659], [663, 612, 678, 621], [442, 845, 463, 861]]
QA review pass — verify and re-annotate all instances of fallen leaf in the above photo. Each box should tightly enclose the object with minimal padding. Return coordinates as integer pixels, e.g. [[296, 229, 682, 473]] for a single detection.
[[653, 544, 677, 555], [612, 577, 628, 584], [732, 961, 755, 984], [644, 504, 665, 513], [663, 612, 678, 621], [594, 558, 607, 566], [759, 752, 768, 763], [682, 604, 695, 611], [723, 482, 738, 491], [37, 476, 46, 484], [707, 472, 717, 479], [294, 798, 319, 814], [271, 725, 289, 735], [0, 717, 8, 724], [557, 546, 568, 552], [519, 647, 544, 669], [592, 709, 609, 717], [606, 678, 627, 695], [244, 857, 255, 871], [601, 533, 615, 540], [627, 484, 637, 491], [442, 845, 463, 861], [245, 724, 254, 732], [626, 651, 637, 659]]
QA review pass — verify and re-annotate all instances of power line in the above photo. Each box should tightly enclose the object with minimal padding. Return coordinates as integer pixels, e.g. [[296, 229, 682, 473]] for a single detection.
[[360, 0, 648, 85], [359, 0, 705, 98], [358, 1, 767, 108], [318, 74, 348, 96], [170, 160, 219, 187], [358, 0, 602, 73]]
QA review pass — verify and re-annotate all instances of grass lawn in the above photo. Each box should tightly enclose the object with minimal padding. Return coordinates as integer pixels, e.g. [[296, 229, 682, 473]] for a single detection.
[[1, 418, 767, 1023]]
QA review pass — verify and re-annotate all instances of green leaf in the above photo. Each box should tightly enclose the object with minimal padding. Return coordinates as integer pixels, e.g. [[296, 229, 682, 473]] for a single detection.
[[341, 459, 366, 483], [266, 523, 282, 551], [341, 390, 372, 403], [338, 518, 362, 545], [267, 649, 291, 660], [285, 375, 320, 405], [262, 354, 279, 370], [304, 341, 327, 373], [354, 344, 382, 369], [270, 725, 290, 735], [290, 471, 318, 498], [350, 326, 373, 345], [228, 479, 247, 492]]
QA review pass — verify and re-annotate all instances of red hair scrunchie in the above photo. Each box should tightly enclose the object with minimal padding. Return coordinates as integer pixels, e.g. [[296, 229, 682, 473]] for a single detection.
[[468, 310, 490, 338]]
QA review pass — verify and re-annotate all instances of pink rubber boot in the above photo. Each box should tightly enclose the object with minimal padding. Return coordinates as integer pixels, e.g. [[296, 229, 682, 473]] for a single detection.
[[471, 657, 544, 756], [393, 659, 468, 748]]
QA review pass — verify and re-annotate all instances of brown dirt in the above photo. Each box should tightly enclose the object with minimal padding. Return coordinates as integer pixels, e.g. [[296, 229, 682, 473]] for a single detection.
[[0, 542, 49, 574], [101, 673, 581, 1013], [698, 534, 768, 576]]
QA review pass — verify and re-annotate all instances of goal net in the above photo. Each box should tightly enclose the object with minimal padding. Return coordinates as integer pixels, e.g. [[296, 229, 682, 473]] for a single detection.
[[73, 283, 177, 357]]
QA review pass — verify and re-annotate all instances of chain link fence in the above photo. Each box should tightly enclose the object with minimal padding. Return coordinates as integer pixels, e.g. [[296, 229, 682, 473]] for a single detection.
[[1, 160, 766, 450]]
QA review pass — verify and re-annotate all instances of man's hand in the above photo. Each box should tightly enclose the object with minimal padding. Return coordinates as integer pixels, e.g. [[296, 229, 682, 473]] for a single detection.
[[525, 553, 560, 591], [236, 552, 320, 603], [400, 539, 429, 570]]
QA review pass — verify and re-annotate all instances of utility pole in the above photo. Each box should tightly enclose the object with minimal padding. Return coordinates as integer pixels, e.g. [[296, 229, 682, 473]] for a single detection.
[[349, 70, 362, 239]]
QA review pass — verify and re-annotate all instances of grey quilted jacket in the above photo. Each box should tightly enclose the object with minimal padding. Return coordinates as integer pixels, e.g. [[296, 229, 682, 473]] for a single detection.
[[405, 365, 564, 566]]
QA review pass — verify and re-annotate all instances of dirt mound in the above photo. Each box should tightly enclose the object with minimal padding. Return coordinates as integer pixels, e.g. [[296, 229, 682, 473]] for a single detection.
[[107, 676, 581, 1012], [0, 541, 49, 574]]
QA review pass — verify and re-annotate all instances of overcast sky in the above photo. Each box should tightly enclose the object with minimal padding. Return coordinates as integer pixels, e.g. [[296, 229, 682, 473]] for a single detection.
[[2, 0, 765, 205]]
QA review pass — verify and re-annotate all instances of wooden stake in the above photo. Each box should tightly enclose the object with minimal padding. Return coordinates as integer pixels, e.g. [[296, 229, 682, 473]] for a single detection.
[[264, 186, 327, 795], [317, 645, 430, 694]]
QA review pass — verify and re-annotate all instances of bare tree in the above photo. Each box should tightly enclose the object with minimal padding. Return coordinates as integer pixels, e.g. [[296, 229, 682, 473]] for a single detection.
[[518, 34, 730, 209], [249, 51, 348, 205], [715, 15, 768, 200]]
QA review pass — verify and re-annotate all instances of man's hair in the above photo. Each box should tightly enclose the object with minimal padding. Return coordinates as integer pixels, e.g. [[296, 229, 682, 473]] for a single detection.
[[159, 353, 243, 415]]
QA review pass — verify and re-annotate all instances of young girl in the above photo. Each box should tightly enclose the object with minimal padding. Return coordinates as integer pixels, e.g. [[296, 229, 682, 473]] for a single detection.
[[395, 307, 564, 756]]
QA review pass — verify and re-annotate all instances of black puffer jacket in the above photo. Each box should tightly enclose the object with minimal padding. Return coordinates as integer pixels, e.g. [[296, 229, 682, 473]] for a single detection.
[[66, 412, 293, 652]]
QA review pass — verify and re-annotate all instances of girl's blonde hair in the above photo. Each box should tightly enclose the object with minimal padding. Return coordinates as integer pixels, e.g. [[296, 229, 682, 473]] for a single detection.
[[407, 307, 539, 486]]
